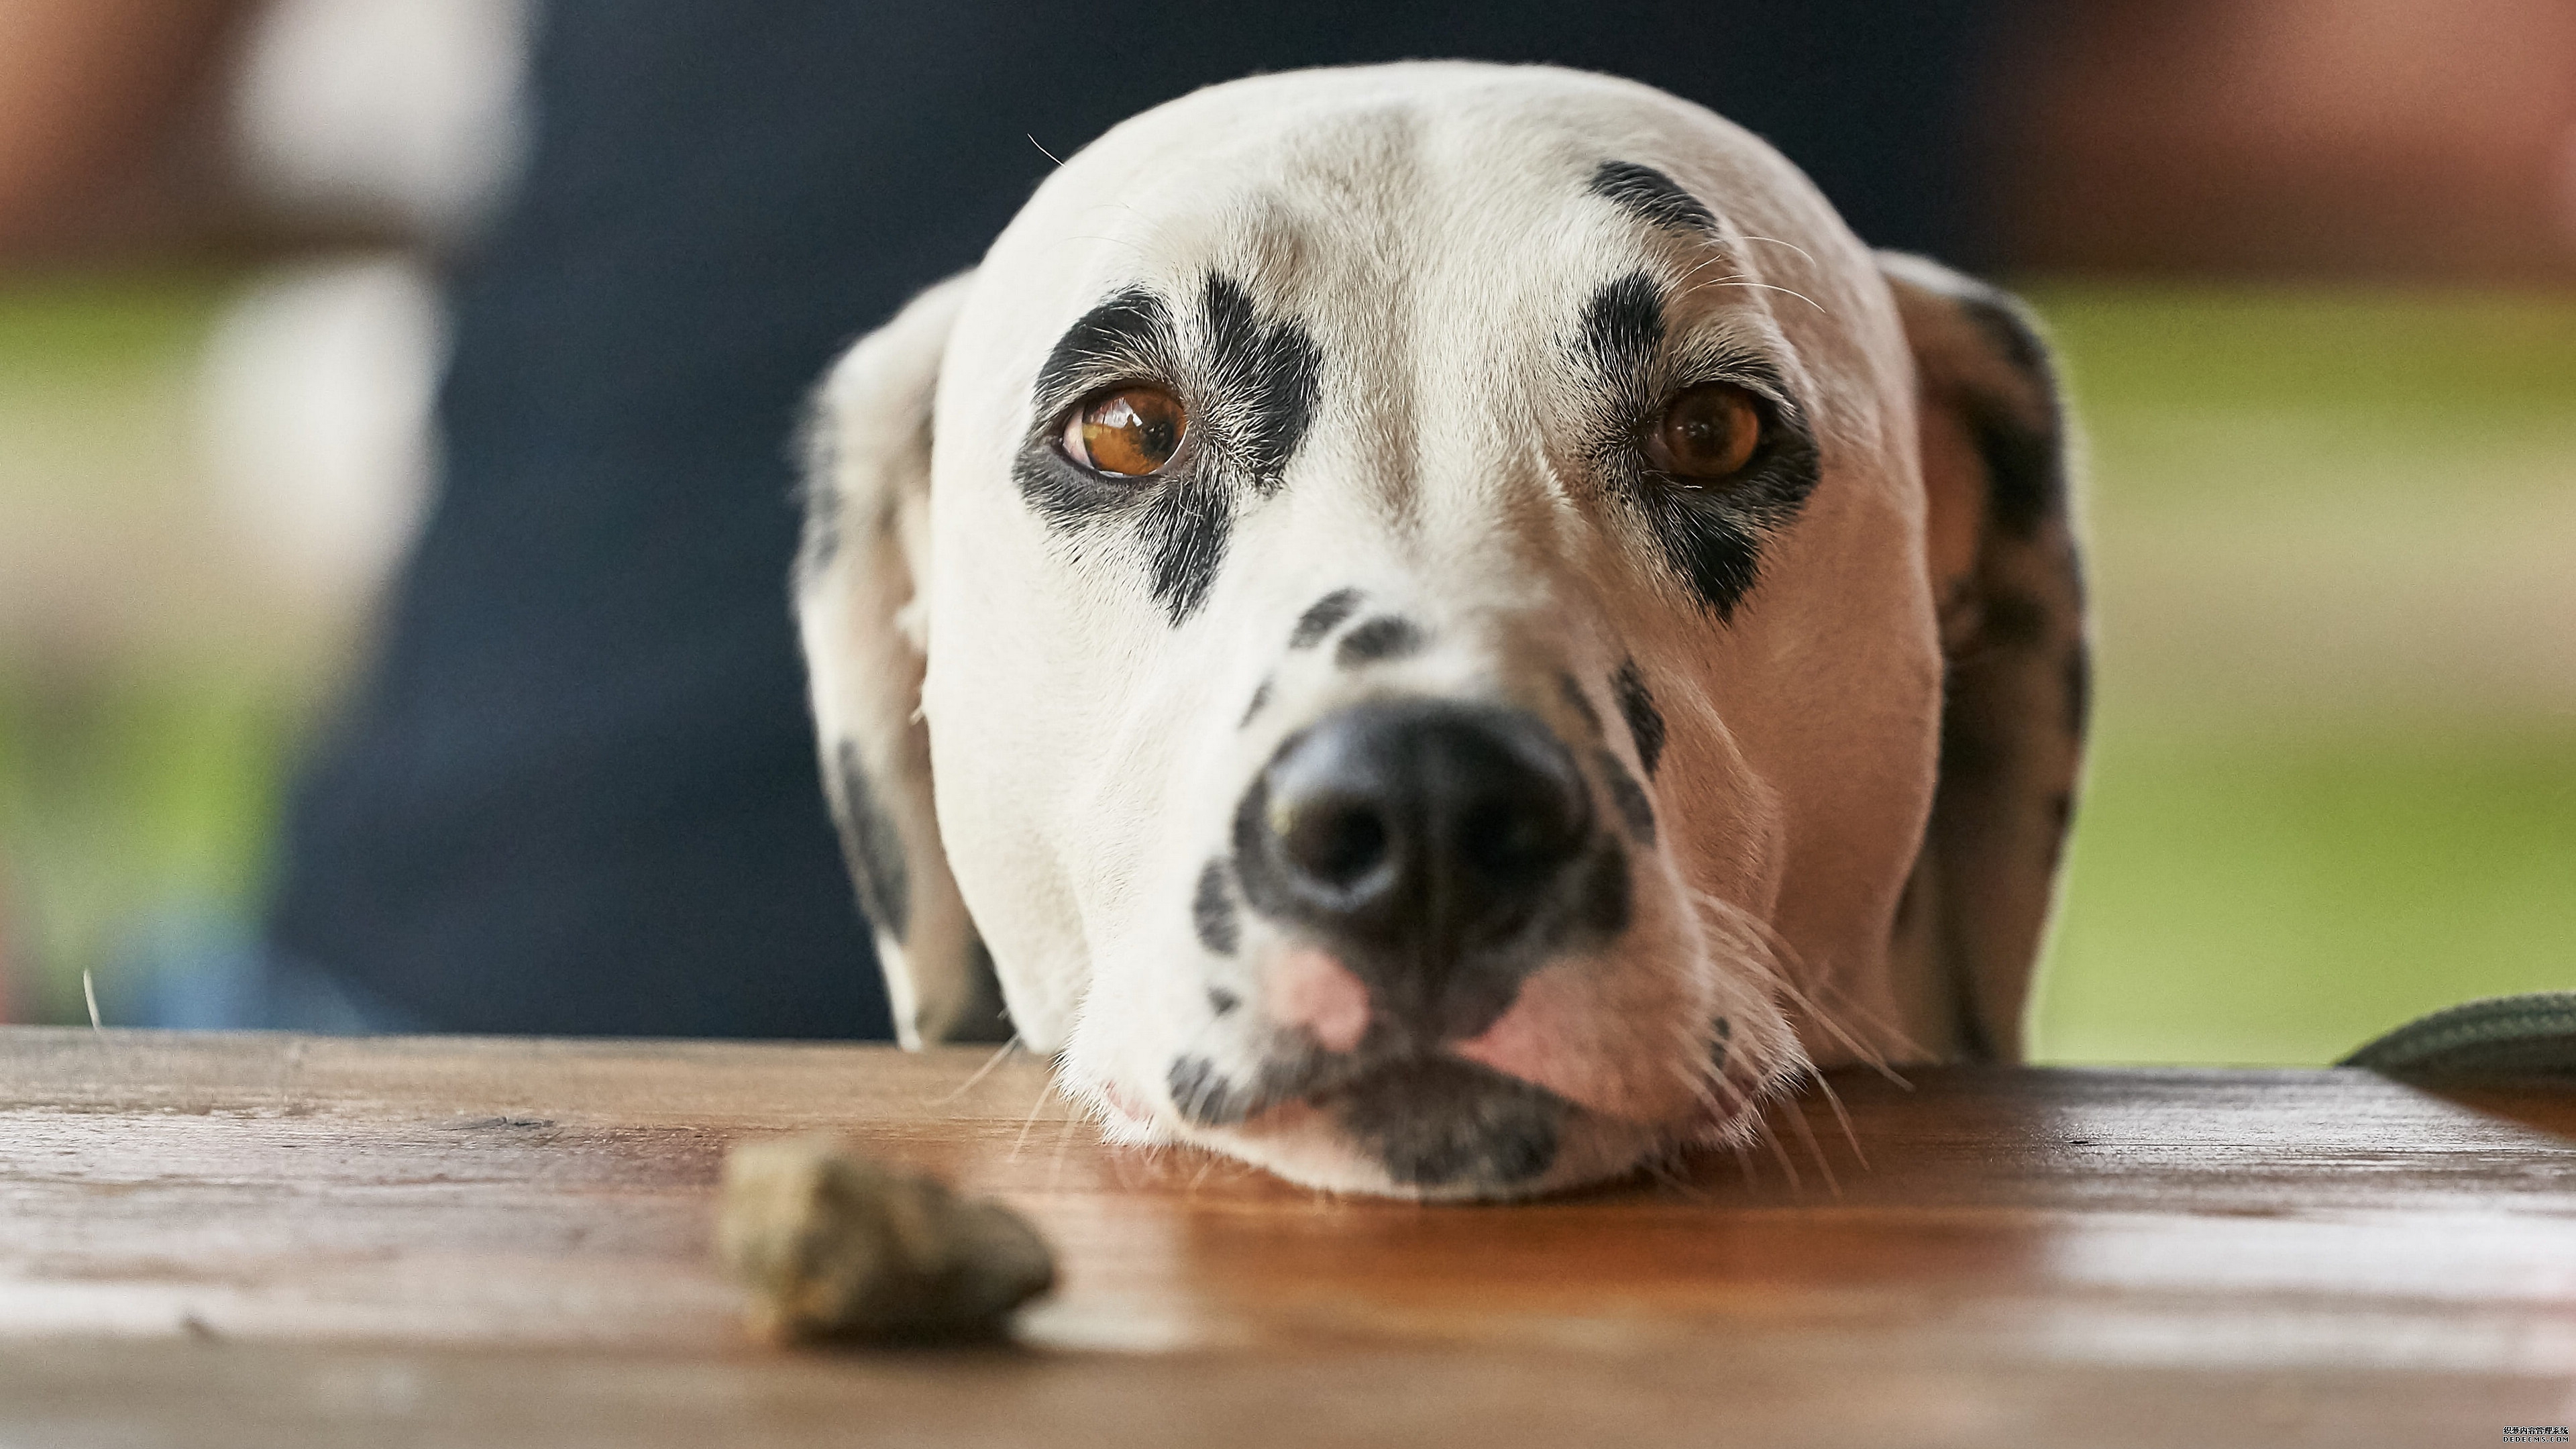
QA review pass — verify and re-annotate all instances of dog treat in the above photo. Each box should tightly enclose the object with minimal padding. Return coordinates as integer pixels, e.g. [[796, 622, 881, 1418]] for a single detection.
[[716, 1136, 1055, 1342]]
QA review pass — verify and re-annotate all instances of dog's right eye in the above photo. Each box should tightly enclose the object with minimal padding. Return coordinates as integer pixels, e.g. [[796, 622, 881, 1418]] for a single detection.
[[1644, 382, 1764, 482], [1062, 386, 1187, 477]]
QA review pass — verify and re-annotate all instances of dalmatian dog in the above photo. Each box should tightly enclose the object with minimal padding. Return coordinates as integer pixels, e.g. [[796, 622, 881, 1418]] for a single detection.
[[796, 62, 2086, 1199]]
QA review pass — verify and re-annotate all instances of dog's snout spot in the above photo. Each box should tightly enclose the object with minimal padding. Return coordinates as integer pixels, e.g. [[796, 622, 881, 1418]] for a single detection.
[[1589, 159, 1718, 234], [1167, 1055, 1256, 1127], [1557, 673, 1603, 738], [1208, 986, 1241, 1016], [1334, 616, 1424, 668], [1597, 749, 1656, 845], [1288, 588, 1364, 649], [1578, 841, 1633, 936], [1611, 659, 1666, 778], [1193, 859, 1240, 956], [1240, 676, 1273, 729], [1709, 1016, 1732, 1075]]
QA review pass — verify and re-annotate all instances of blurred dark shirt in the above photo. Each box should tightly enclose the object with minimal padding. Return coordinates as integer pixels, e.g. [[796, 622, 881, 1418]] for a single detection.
[[267, 0, 2004, 1038]]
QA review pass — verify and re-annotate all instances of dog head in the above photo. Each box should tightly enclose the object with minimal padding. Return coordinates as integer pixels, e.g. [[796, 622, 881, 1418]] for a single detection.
[[797, 64, 2086, 1198]]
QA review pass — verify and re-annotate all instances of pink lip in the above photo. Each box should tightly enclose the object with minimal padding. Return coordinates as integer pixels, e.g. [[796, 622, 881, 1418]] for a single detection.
[[1265, 945, 1371, 1053]]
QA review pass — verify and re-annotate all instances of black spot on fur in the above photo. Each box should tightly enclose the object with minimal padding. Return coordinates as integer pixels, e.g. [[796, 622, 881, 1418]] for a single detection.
[[1328, 1059, 1565, 1190], [1982, 591, 2048, 647], [1611, 659, 1666, 778], [1557, 673, 1603, 737], [1168, 1055, 1255, 1127], [1193, 859, 1240, 956], [794, 477, 841, 585], [1241, 676, 1273, 728], [1208, 987, 1241, 1016], [1134, 470, 1231, 623], [1597, 749, 1657, 845], [828, 739, 909, 941], [1578, 841, 1633, 936], [1576, 272, 1822, 621], [1289, 588, 1364, 649], [2065, 641, 2093, 739], [1335, 616, 1425, 667], [948, 938, 1015, 1043], [1709, 1016, 1733, 1075], [1032, 287, 1173, 413], [1199, 272, 1322, 493], [1947, 287, 2066, 539], [1589, 160, 1718, 233], [1578, 270, 1666, 382], [1012, 276, 1323, 627], [791, 389, 851, 588]]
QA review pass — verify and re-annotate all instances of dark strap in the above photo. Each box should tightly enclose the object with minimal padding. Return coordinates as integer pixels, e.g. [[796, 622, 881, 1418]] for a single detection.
[[2342, 993, 2576, 1077]]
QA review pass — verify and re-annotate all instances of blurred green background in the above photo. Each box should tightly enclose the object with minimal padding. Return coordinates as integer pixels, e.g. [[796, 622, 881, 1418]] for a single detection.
[[1, 272, 2571, 1057]]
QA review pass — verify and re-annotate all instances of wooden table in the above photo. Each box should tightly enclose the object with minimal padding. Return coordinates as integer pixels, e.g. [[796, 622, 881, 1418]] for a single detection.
[[3, 1027, 2571, 1446]]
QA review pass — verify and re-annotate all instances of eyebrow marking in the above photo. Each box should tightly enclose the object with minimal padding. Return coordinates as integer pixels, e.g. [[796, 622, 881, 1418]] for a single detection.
[[1589, 160, 1717, 234], [1576, 269, 1666, 389], [1032, 286, 1173, 414], [1200, 272, 1322, 494]]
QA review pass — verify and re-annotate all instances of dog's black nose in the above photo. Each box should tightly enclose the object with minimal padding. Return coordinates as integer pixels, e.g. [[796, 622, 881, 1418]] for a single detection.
[[1234, 700, 1593, 1027]]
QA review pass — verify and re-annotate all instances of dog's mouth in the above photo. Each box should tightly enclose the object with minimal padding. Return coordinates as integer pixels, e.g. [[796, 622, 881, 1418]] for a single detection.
[[1169, 1052, 1571, 1192], [1158, 1032, 1776, 1197], [1315, 1057, 1570, 1189]]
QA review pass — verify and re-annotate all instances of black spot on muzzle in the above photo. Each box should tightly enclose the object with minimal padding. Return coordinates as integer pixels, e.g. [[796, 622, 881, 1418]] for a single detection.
[[1326, 1058, 1566, 1190]]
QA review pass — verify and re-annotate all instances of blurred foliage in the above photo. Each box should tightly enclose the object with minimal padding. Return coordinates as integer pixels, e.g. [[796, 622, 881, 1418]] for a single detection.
[[2024, 284, 2576, 1063], [0, 272, 2569, 1053]]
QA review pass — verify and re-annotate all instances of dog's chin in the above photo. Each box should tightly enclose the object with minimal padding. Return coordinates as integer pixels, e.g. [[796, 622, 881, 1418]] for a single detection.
[[1131, 1059, 1740, 1202]]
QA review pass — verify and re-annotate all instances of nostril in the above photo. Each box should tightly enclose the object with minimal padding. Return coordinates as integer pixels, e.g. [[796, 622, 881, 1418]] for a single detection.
[[1233, 700, 1599, 969], [1281, 796, 1391, 891]]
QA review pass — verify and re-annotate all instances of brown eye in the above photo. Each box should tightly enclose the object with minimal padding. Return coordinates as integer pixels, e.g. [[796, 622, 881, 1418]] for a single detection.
[[1647, 382, 1764, 480], [1063, 385, 1186, 477]]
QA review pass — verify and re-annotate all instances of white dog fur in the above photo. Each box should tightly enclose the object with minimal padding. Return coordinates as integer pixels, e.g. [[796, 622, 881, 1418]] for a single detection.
[[796, 62, 2086, 1199]]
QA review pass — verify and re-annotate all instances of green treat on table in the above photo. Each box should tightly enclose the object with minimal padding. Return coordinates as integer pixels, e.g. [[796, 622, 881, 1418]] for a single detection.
[[717, 1135, 1056, 1343]]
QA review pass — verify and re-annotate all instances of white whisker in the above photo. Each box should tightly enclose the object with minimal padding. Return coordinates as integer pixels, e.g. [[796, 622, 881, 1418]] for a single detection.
[[1734, 234, 1817, 266], [1780, 1077, 1840, 1198], [1813, 1071, 1869, 1171], [934, 1037, 1022, 1106]]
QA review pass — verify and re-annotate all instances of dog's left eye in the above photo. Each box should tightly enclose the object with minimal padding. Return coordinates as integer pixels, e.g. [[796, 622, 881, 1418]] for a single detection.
[[1645, 382, 1764, 481], [1061, 385, 1187, 477]]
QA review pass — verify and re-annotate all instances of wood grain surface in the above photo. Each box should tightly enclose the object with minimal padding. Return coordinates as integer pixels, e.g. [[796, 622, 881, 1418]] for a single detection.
[[3, 1026, 2571, 1447]]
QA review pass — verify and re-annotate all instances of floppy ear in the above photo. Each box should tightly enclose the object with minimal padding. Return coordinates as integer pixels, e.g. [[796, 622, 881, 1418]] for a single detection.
[[1878, 253, 2090, 1063], [795, 272, 1012, 1046]]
